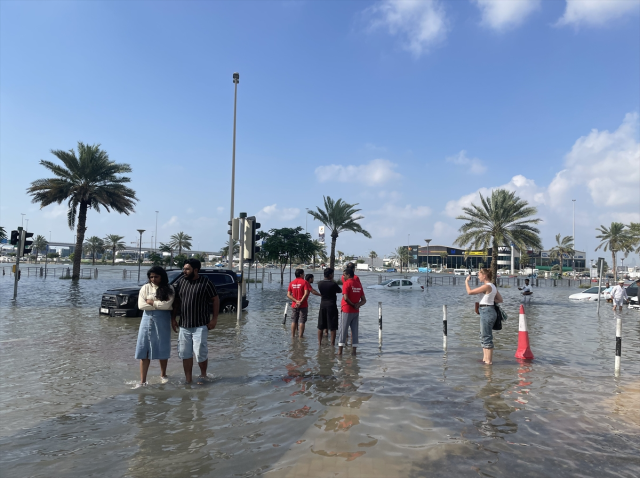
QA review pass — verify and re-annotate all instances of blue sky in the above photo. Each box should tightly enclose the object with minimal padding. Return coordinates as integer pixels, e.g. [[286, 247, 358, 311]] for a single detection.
[[1, 0, 639, 264]]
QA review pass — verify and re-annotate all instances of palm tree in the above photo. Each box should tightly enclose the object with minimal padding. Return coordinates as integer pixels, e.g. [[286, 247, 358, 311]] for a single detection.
[[628, 222, 640, 254], [0, 227, 6, 241], [336, 250, 344, 266], [308, 196, 371, 269], [103, 234, 126, 266], [32, 235, 48, 263], [27, 142, 137, 280], [220, 240, 239, 261], [159, 243, 174, 268], [595, 222, 633, 282], [369, 250, 378, 269], [83, 236, 105, 266], [439, 252, 449, 270], [391, 246, 409, 273], [169, 232, 192, 256], [548, 234, 574, 272], [454, 189, 542, 285]]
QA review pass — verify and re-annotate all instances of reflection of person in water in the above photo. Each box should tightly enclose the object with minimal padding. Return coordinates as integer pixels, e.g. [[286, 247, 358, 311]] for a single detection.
[[475, 367, 518, 438]]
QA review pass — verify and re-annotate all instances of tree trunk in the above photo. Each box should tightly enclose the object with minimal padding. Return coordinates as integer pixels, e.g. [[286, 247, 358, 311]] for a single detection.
[[491, 239, 498, 285], [112, 246, 116, 266], [92, 253, 95, 266], [612, 251, 617, 282], [72, 202, 88, 280], [329, 232, 338, 269], [280, 260, 285, 285]]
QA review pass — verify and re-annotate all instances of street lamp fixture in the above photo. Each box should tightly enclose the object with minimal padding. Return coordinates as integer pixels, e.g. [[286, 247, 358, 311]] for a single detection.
[[137, 229, 145, 282]]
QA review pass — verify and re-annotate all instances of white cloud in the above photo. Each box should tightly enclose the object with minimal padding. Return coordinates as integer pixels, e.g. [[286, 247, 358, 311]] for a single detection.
[[472, 0, 540, 31], [364, 0, 448, 57], [446, 150, 487, 174], [557, 0, 639, 27], [548, 112, 640, 208], [42, 204, 67, 219], [162, 216, 180, 228], [315, 159, 402, 185], [372, 203, 432, 219], [257, 204, 300, 222], [444, 174, 545, 218], [431, 221, 458, 243]]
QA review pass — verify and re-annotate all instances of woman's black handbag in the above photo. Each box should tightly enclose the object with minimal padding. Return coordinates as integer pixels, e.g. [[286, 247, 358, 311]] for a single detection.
[[493, 304, 507, 330]]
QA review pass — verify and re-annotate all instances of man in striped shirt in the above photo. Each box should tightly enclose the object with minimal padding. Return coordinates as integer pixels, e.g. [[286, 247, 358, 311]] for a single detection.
[[171, 258, 219, 384]]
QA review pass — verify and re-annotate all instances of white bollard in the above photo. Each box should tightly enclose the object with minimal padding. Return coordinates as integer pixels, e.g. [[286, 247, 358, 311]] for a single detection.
[[615, 317, 622, 376], [443, 305, 448, 350], [378, 302, 382, 346], [282, 303, 288, 325]]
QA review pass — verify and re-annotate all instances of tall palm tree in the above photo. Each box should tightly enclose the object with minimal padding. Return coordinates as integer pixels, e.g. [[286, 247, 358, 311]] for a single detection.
[[0, 227, 6, 241], [32, 235, 48, 263], [628, 222, 640, 254], [454, 189, 542, 284], [439, 252, 449, 270], [391, 246, 408, 273], [595, 222, 633, 282], [103, 234, 126, 266], [159, 243, 174, 268], [83, 236, 105, 266], [220, 240, 239, 260], [169, 232, 192, 256], [369, 250, 378, 269], [308, 196, 371, 269], [27, 142, 137, 279], [548, 234, 574, 272]]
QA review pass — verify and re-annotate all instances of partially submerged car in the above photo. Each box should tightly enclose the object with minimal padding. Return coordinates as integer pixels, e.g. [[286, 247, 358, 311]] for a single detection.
[[569, 286, 606, 301], [367, 277, 424, 291]]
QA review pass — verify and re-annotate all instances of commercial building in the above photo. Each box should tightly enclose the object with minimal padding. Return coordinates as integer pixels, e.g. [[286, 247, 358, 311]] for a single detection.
[[405, 244, 586, 271]]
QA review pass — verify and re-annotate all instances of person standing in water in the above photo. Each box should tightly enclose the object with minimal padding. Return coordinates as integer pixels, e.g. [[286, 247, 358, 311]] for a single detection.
[[287, 269, 313, 338], [465, 268, 503, 365], [134, 266, 175, 388], [316, 267, 341, 346], [338, 267, 366, 356]]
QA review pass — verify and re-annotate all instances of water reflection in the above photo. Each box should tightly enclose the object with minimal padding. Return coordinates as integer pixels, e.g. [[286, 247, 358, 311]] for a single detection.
[[474, 367, 518, 437]]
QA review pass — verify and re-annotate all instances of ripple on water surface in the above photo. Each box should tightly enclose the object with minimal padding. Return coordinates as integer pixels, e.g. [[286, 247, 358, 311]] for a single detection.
[[1, 273, 639, 477]]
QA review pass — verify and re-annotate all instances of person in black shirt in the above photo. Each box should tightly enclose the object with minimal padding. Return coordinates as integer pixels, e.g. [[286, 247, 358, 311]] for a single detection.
[[316, 267, 341, 346], [171, 259, 219, 384]]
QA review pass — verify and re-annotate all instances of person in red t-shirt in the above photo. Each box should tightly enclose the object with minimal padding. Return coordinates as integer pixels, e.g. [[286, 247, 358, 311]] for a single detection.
[[287, 269, 313, 338], [338, 267, 366, 355]]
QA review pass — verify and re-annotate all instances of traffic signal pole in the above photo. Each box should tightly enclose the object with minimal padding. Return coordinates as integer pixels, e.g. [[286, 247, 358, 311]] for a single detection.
[[13, 229, 24, 301], [237, 213, 246, 323]]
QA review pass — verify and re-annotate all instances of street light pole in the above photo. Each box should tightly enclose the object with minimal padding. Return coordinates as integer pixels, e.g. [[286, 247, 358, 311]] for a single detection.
[[572, 199, 576, 274], [21, 213, 25, 227], [425, 239, 431, 286], [305, 208, 309, 234], [137, 229, 145, 282], [155, 211, 159, 251], [228, 72, 240, 268], [407, 234, 410, 269]]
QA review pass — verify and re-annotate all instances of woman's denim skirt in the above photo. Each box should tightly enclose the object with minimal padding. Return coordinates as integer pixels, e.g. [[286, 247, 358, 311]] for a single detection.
[[479, 306, 497, 349], [135, 310, 172, 360]]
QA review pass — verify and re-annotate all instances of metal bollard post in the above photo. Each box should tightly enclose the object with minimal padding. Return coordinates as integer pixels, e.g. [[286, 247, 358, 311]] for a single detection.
[[378, 302, 382, 346], [282, 303, 288, 325], [615, 317, 622, 376], [378, 275, 382, 284], [443, 305, 448, 350]]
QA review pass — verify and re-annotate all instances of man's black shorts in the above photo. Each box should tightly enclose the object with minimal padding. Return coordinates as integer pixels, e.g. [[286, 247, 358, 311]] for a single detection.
[[318, 305, 339, 331]]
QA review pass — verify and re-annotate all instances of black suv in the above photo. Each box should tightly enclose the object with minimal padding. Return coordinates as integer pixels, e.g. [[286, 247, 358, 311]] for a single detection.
[[99, 269, 248, 317]]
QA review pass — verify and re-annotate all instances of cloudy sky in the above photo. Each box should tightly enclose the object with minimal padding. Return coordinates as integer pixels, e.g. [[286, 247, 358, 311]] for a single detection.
[[1, 0, 639, 263]]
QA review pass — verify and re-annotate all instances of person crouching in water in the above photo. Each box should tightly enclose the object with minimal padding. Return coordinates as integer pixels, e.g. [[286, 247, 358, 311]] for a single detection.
[[134, 266, 175, 387], [465, 268, 503, 365], [338, 267, 366, 356]]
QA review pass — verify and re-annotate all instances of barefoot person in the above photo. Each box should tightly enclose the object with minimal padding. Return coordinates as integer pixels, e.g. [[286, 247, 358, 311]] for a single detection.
[[465, 268, 503, 365], [134, 266, 175, 387], [338, 267, 366, 356], [171, 258, 219, 384], [287, 269, 312, 338], [610, 279, 628, 313], [316, 267, 341, 346]]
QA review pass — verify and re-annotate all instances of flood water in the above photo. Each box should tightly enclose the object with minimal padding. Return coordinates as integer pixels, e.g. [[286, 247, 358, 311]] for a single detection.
[[1, 271, 639, 477]]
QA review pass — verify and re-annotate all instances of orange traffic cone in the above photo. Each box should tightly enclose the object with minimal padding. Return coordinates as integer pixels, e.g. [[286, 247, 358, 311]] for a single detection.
[[515, 304, 534, 360]]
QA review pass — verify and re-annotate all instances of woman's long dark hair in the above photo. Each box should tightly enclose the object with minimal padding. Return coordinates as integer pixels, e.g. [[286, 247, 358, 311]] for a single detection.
[[147, 266, 173, 301]]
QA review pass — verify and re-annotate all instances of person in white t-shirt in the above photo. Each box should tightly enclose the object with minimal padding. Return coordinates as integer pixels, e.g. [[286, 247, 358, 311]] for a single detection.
[[610, 280, 628, 312], [519, 279, 533, 297]]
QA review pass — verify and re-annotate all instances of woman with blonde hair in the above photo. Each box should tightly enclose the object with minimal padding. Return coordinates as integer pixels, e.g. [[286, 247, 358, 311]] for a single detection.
[[465, 268, 503, 364]]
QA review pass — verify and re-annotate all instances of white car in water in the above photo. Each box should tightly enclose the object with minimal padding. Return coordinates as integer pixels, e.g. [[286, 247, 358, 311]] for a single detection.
[[367, 277, 424, 290], [568, 286, 606, 301]]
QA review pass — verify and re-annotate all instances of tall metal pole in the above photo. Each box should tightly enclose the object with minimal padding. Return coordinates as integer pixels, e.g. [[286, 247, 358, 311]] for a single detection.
[[425, 239, 431, 286], [572, 199, 576, 275], [596, 257, 604, 315], [155, 211, 159, 251], [20, 213, 25, 227], [237, 213, 246, 323], [228, 72, 240, 269], [137, 229, 145, 282], [13, 228, 23, 300]]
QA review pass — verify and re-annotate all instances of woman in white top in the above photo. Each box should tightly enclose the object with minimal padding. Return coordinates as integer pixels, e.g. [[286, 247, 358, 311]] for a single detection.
[[134, 266, 175, 387], [465, 268, 503, 364]]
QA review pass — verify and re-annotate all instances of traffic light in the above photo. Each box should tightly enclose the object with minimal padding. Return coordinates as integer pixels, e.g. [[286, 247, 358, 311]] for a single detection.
[[22, 231, 34, 256], [227, 218, 240, 240], [243, 216, 261, 262], [10, 230, 19, 246]]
